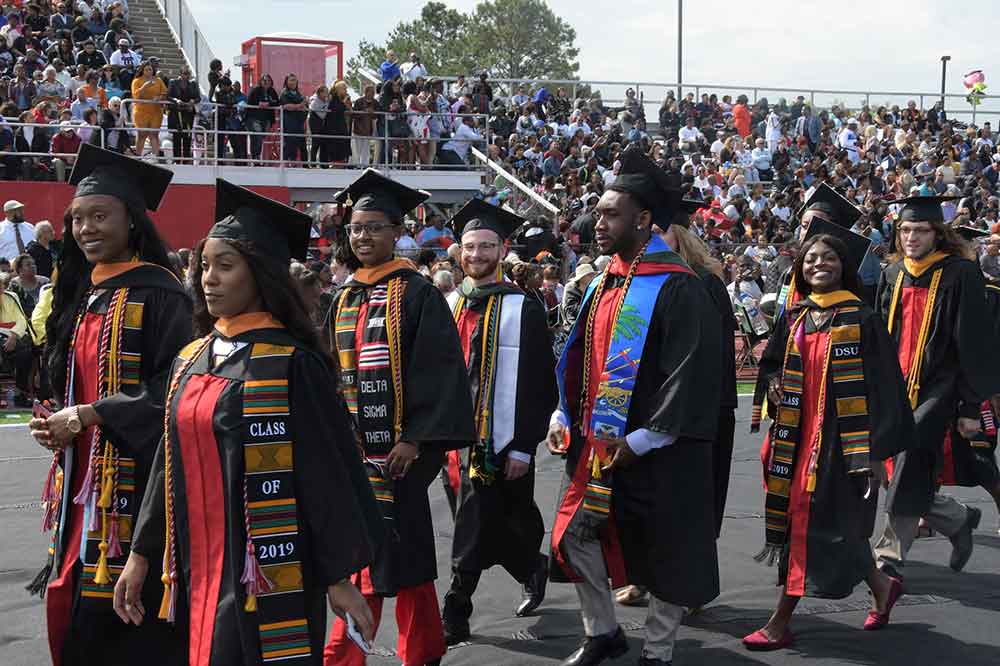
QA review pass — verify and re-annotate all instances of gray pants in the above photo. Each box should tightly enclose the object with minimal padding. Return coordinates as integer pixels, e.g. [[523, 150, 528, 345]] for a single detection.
[[562, 510, 684, 661], [874, 491, 969, 571]]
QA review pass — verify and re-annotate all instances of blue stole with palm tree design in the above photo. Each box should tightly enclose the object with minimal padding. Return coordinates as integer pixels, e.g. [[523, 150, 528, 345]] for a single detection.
[[557, 235, 680, 437]]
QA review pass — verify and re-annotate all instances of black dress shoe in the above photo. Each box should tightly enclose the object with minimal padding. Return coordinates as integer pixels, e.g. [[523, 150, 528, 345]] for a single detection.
[[442, 588, 473, 645], [560, 626, 628, 666], [949, 506, 982, 571], [515, 555, 548, 617], [637, 658, 671, 666]]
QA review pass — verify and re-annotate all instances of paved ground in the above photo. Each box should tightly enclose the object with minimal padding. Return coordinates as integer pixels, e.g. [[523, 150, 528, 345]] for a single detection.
[[2, 398, 999, 665]]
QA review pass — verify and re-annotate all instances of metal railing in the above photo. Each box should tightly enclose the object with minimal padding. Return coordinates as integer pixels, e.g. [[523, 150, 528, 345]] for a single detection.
[[103, 98, 493, 170], [394, 75, 1000, 124], [155, 0, 216, 91]]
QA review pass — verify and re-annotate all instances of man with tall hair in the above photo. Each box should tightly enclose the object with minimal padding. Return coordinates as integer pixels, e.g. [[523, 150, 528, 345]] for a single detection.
[[546, 146, 722, 666], [441, 199, 558, 645], [874, 196, 1000, 580]]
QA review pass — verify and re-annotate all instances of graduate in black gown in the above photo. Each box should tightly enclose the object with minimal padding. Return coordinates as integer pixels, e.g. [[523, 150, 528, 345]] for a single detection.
[[323, 169, 476, 666], [27, 144, 191, 666], [116, 179, 381, 666], [616, 200, 737, 609], [441, 198, 558, 645], [937, 227, 1000, 521], [873, 197, 1000, 577], [744, 221, 915, 652], [545, 146, 721, 666]]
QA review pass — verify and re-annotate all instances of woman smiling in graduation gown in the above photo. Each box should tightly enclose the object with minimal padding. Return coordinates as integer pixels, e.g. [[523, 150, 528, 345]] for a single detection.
[[28, 144, 191, 666], [114, 180, 381, 666], [744, 222, 915, 652]]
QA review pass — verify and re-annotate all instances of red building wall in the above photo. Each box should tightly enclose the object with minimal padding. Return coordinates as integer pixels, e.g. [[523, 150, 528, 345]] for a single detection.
[[0, 181, 291, 250]]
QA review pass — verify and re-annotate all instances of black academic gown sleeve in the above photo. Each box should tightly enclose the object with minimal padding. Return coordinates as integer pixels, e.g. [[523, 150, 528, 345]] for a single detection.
[[861, 308, 917, 462], [289, 351, 381, 585], [701, 269, 738, 409], [510, 296, 558, 455], [952, 261, 1000, 419], [399, 276, 476, 448], [93, 288, 193, 459], [131, 434, 167, 560]]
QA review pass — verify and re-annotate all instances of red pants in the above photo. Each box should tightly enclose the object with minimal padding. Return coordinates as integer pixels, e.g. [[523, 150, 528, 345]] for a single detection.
[[324, 569, 445, 666]]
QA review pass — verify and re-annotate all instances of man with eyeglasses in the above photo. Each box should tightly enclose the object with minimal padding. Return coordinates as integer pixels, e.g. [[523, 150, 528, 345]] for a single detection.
[[324, 169, 475, 666], [440, 198, 557, 646]]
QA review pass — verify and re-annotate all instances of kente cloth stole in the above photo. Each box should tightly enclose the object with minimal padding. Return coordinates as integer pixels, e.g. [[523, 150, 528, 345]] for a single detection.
[[161, 339, 312, 664], [452, 293, 504, 485], [886, 267, 943, 409], [555, 236, 675, 515], [759, 306, 871, 553], [37, 288, 146, 604], [335, 279, 405, 520]]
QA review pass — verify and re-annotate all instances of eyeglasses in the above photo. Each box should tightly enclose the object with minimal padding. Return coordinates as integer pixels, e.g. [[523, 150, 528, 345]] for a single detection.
[[347, 222, 393, 236], [461, 242, 499, 252]]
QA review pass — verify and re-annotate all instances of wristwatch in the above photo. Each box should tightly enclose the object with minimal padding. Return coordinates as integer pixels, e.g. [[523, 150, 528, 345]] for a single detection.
[[67, 406, 83, 435]]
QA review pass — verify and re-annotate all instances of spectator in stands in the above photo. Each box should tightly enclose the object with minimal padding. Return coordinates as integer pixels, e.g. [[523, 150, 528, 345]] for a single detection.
[[471, 71, 493, 114], [109, 37, 138, 70], [351, 83, 378, 167], [325, 81, 351, 164], [98, 95, 128, 152], [416, 214, 455, 255], [206, 57, 224, 100], [50, 120, 81, 180], [246, 74, 278, 165], [0, 15, 23, 50], [0, 200, 34, 265], [213, 75, 247, 165], [97, 64, 123, 102], [24, 4, 47, 34], [406, 80, 432, 165], [76, 38, 105, 70], [307, 84, 330, 165], [450, 74, 469, 99], [0, 280, 32, 407], [79, 106, 101, 144], [439, 113, 482, 166], [981, 235, 1000, 280], [751, 138, 773, 181], [46, 36, 74, 69], [9, 252, 48, 315], [131, 60, 166, 159], [8, 64, 35, 112], [13, 109, 49, 179], [678, 116, 704, 152], [69, 84, 95, 120], [49, 2, 73, 32], [167, 64, 200, 164], [401, 52, 427, 82], [380, 49, 400, 82], [34, 65, 65, 103], [278, 72, 307, 165], [733, 94, 751, 138], [0, 37, 14, 74], [232, 80, 247, 104], [25, 219, 54, 279], [70, 15, 92, 47]]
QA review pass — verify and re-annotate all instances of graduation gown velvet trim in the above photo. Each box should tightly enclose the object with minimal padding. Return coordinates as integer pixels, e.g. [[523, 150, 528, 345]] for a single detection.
[[132, 328, 380, 666], [877, 255, 1000, 515], [756, 301, 915, 599], [552, 260, 723, 607]]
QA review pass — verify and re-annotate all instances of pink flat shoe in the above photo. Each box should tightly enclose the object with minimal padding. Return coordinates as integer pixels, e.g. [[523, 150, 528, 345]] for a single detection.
[[742, 629, 794, 651], [864, 576, 904, 631]]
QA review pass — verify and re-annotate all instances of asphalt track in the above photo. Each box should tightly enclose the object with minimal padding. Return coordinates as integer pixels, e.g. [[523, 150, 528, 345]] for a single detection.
[[2, 397, 999, 665]]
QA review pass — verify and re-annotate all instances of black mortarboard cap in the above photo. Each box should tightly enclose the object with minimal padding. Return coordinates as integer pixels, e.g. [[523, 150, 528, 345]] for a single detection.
[[608, 145, 681, 222], [332, 168, 430, 223], [451, 198, 525, 240], [209, 179, 311, 264], [671, 197, 709, 228], [955, 225, 990, 241], [797, 182, 862, 228], [69, 143, 174, 211], [888, 195, 958, 224], [803, 215, 872, 275]]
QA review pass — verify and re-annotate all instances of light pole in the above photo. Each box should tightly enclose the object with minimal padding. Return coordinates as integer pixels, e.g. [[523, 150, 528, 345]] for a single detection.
[[940, 55, 951, 110], [677, 0, 683, 101]]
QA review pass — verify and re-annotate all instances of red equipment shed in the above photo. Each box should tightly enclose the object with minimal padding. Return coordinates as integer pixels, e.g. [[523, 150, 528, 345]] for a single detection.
[[239, 34, 343, 96]]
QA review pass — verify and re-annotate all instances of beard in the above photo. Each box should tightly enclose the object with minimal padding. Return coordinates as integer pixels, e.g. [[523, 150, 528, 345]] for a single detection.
[[461, 258, 499, 281]]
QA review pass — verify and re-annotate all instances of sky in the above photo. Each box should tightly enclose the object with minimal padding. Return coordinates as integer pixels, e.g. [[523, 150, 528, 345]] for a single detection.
[[190, 0, 1000, 112]]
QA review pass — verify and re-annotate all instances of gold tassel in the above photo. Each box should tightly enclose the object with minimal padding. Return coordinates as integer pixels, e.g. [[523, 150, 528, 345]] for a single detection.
[[98, 465, 114, 509], [590, 451, 605, 479], [806, 472, 817, 493], [158, 573, 171, 620], [244, 593, 258, 612], [93, 542, 111, 585]]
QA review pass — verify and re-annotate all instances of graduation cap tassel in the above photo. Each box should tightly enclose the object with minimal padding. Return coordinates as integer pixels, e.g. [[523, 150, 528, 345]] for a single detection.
[[25, 549, 54, 597], [241, 541, 272, 612], [753, 543, 781, 567], [106, 511, 122, 559], [98, 463, 114, 509]]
